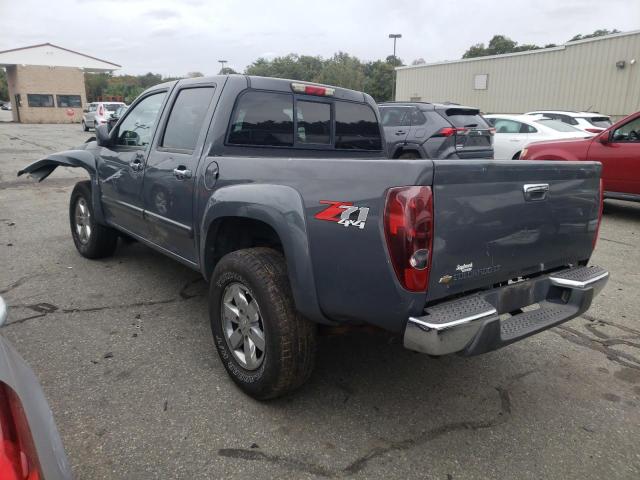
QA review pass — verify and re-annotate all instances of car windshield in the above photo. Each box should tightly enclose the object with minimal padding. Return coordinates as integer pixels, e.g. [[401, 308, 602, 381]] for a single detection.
[[581, 116, 612, 128], [535, 119, 583, 132]]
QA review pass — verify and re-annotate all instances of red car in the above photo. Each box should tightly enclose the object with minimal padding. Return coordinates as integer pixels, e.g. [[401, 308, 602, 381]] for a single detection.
[[521, 111, 640, 201]]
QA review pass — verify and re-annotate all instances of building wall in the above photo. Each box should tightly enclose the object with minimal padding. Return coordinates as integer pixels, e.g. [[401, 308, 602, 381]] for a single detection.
[[396, 32, 640, 120], [7, 65, 86, 123]]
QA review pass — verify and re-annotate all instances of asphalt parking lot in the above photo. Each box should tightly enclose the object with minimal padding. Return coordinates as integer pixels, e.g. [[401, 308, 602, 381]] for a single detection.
[[1, 123, 639, 479]]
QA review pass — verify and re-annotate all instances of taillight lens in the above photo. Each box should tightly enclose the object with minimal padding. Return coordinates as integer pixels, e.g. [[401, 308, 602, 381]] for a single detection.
[[0, 383, 42, 480], [435, 127, 468, 137], [98, 104, 104, 116], [384, 186, 434, 291], [593, 178, 604, 249]]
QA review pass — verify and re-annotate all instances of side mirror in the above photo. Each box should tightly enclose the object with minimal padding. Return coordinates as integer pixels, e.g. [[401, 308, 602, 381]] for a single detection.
[[107, 116, 118, 132], [0, 296, 7, 327], [95, 124, 113, 147], [598, 131, 612, 144]]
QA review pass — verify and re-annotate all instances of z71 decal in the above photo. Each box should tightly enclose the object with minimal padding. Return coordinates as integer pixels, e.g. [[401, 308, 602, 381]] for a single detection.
[[315, 201, 369, 230]]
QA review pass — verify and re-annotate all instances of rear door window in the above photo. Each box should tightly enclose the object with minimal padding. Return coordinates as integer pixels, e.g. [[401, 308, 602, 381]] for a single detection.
[[492, 119, 523, 134], [162, 87, 215, 151], [335, 101, 381, 150], [380, 107, 410, 127], [228, 91, 294, 146], [296, 101, 330, 144]]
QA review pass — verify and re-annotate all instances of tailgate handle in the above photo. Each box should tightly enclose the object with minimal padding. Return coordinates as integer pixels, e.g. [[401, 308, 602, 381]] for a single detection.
[[523, 183, 549, 201]]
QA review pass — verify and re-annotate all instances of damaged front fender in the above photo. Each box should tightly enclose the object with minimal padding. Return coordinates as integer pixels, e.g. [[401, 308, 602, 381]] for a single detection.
[[17, 147, 96, 182]]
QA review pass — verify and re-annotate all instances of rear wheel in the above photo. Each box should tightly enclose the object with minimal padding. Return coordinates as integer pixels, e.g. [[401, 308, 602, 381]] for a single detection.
[[69, 181, 118, 259], [81, 120, 88, 132], [209, 248, 317, 400], [398, 151, 420, 159], [512, 151, 522, 160]]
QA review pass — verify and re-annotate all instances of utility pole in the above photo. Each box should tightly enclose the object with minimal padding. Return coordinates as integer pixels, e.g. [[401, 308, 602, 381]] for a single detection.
[[218, 59, 228, 74], [388, 34, 402, 100]]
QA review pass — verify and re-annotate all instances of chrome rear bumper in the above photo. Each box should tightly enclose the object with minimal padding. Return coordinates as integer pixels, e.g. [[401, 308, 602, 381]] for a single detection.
[[404, 265, 609, 356]]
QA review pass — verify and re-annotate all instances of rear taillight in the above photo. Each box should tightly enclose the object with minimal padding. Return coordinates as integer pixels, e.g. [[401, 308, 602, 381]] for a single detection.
[[435, 127, 468, 137], [98, 104, 104, 116], [585, 128, 603, 134], [384, 186, 434, 292], [489, 127, 496, 136], [0, 383, 42, 480], [593, 178, 604, 249]]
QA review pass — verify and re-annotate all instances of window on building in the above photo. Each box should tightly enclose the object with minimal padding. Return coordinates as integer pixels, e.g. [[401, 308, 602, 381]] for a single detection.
[[161, 87, 216, 151], [56, 95, 82, 108], [335, 101, 381, 150], [228, 91, 294, 147], [27, 94, 54, 108], [296, 101, 331, 144], [474, 74, 488, 90]]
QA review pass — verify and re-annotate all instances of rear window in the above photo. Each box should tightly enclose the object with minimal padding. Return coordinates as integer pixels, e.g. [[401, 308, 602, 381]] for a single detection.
[[227, 90, 381, 151], [297, 101, 330, 144], [105, 103, 124, 112], [335, 102, 381, 150], [581, 116, 612, 128], [380, 107, 410, 127], [442, 108, 488, 129], [536, 119, 582, 132]]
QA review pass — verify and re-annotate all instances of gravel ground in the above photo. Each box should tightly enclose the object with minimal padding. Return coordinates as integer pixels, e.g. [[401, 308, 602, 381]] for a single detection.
[[1, 122, 639, 479]]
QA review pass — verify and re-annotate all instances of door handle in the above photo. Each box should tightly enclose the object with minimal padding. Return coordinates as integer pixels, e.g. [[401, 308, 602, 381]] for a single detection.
[[395, 131, 407, 135], [523, 183, 549, 201], [173, 166, 192, 180]]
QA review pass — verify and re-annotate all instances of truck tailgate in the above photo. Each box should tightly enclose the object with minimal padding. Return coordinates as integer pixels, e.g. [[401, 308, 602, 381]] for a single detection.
[[427, 160, 601, 301]]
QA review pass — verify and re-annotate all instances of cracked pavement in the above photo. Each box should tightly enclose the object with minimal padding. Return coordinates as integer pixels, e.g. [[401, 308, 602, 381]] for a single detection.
[[1, 123, 639, 479]]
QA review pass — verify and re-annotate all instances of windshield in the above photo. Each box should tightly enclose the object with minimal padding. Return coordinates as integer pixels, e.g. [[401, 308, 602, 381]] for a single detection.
[[536, 119, 583, 132], [581, 116, 612, 128]]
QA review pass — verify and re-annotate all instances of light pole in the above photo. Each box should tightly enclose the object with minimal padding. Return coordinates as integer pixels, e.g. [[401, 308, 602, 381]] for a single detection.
[[218, 59, 228, 74], [388, 34, 402, 100]]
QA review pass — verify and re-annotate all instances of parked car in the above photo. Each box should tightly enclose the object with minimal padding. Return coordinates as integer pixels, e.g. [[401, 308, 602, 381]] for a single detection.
[[20, 75, 607, 400], [524, 110, 612, 134], [521, 111, 640, 202], [81, 102, 126, 131], [485, 114, 591, 159], [1, 102, 11, 111], [379, 102, 494, 159], [0, 297, 73, 479]]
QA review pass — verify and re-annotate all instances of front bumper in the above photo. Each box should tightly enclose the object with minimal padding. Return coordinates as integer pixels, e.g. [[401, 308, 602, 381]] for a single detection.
[[403, 265, 608, 356]]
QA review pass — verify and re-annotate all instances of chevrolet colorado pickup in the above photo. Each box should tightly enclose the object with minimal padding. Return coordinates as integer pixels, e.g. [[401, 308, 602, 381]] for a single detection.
[[19, 75, 608, 399]]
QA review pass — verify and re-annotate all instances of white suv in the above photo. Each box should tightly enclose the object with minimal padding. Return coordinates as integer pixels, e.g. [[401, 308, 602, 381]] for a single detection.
[[524, 111, 612, 134], [82, 102, 126, 131]]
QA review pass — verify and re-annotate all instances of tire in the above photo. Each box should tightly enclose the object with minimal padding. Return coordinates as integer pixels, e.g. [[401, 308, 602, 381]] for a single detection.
[[82, 120, 88, 132], [398, 152, 420, 159], [69, 181, 118, 259], [209, 248, 317, 400]]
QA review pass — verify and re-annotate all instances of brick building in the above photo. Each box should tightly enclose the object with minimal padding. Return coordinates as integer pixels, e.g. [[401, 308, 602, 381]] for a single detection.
[[0, 43, 120, 123]]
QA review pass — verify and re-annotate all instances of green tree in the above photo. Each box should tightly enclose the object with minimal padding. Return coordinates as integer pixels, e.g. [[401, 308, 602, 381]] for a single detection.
[[316, 52, 365, 91], [463, 35, 540, 58], [84, 72, 111, 102], [569, 29, 620, 42]]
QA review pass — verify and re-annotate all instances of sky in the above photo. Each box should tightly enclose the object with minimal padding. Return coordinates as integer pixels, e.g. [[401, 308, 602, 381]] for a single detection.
[[1, 0, 638, 76]]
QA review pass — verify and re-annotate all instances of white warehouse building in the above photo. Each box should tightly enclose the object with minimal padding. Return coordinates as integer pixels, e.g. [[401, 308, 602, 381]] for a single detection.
[[395, 30, 640, 120]]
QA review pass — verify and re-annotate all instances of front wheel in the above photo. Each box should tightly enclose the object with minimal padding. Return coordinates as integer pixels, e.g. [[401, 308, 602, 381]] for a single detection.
[[209, 248, 317, 400], [81, 120, 88, 132], [69, 181, 118, 259], [398, 151, 420, 159]]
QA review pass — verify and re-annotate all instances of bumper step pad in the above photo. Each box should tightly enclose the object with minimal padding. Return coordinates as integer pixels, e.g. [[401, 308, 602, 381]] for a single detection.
[[500, 303, 574, 342]]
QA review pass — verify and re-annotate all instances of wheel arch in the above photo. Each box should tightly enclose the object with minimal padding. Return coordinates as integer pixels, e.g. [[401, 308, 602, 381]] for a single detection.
[[200, 184, 332, 325]]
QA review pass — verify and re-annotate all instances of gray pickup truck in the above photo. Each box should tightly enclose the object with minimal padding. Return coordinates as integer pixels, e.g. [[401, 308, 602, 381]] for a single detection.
[[19, 75, 608, 400]]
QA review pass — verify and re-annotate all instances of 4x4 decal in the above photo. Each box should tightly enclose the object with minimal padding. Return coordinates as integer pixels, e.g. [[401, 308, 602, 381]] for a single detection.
[[314, 201, 369, 230]]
